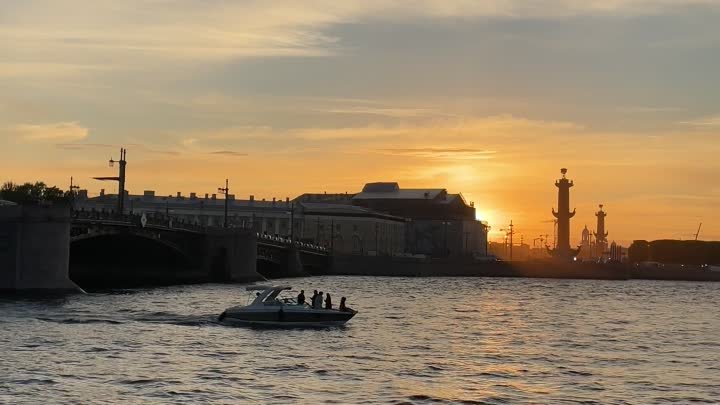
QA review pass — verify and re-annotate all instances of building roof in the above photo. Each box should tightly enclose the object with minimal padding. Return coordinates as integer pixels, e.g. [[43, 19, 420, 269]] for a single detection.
[[438, 193, 468, 205], [353, 188, 446, 200], [354, 182, 448, 200], [83, 193, 294, 210], [362, 182, 400, 193], [299, 202, 406, 221], [293, 193, 354, 204]]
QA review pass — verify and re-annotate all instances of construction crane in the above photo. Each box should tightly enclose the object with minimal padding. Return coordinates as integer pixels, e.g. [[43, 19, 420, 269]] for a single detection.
[[694, 222, 702, 241]]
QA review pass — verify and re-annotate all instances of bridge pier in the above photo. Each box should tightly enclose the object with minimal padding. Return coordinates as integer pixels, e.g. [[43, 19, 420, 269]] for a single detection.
[[204, 229, 263, 282], [0, 204, 82, 293], [285, 245, 308, 277]]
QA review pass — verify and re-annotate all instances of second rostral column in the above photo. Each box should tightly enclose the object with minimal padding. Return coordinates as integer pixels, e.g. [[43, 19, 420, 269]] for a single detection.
[[551, 168, 577, 259]]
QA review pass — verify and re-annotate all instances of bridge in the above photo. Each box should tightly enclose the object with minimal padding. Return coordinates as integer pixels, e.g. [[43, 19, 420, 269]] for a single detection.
[[69, 210, 330, 288]]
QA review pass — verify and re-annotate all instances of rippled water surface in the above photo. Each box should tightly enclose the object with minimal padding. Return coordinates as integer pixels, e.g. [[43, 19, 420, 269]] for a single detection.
[[1, 277, 719, 404]]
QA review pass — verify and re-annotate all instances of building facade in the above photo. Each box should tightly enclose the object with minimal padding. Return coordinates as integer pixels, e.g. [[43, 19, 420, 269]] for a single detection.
[[73, 180, 488, 258], [73, 189, 406, 256], [351, 182, 488, 258]]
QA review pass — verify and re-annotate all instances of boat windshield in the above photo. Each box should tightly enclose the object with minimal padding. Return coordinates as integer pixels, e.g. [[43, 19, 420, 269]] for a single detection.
[[248, 288, 295, 306], [264, 290, 301, 306]]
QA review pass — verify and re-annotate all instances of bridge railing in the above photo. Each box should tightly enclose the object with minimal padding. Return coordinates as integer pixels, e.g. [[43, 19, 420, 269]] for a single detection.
[[72, 209, 209, 233], [256, 232, 328, 254], [71, 209, 328, 253]]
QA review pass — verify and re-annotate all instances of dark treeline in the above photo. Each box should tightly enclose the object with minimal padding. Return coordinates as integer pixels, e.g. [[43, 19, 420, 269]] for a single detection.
[[629, 240, 720, 265], [0, 181, 70, 205]]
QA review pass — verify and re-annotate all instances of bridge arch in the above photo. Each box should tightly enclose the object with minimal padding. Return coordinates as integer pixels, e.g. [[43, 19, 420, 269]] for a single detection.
[[70, 232, 192, 287]]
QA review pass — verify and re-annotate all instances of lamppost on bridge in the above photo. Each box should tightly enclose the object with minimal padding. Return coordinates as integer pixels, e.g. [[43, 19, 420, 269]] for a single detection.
[[218, 179, 229, 228], [285, 202, 295, 243], [93, 148, 127, 215], [69, 177, 80, 210]]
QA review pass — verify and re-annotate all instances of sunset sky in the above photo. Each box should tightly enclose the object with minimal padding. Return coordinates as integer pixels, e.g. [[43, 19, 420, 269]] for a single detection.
[[2, 1, 719, 245]]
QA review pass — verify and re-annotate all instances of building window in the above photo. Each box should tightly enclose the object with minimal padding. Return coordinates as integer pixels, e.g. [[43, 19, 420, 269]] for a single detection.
[[352, 235, 362, 254]]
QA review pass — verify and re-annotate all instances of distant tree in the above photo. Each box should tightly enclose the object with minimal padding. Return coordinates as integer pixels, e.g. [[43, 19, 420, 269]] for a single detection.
[[0, 181, 69, 205]]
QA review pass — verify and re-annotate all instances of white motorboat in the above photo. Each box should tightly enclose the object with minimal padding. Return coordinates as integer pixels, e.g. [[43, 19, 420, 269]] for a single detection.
[[218, 285, 357, 326]]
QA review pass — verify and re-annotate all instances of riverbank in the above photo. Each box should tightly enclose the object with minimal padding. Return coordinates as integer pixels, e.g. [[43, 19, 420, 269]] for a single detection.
[[324, 255, 720, 282]]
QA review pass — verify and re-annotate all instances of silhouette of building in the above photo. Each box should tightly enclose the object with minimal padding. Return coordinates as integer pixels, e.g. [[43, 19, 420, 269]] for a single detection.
[[73, 191, 406, 256], [610, 241, 622, 262], [578, 225, 593, 260], [629, 239, 720, 265], [594, 204, 608, 257], [73, 180, 489, 258], [351, 182, 488, 258], [550, 168, 579, 259]]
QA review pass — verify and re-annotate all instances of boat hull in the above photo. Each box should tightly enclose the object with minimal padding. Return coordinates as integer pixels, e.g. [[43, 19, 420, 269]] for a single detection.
[[219, 307, 356, 327]]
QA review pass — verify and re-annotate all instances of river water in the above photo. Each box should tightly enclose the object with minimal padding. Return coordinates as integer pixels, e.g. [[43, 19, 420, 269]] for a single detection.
[[1, 277, 719, 404]]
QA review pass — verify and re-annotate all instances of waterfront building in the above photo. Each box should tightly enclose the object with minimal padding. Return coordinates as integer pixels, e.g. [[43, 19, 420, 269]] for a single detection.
[[73, 189, 405, 256], [297, 202, 405, 256], [74, 180, 488, 258], [351, 182, 488, 258], [578, 225, 594, 261]]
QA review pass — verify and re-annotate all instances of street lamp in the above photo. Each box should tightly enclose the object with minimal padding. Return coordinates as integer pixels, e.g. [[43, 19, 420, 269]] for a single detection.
[[218, 178, 229, 228], [68, 176, 80, 211], [93, 148, 127, 215]]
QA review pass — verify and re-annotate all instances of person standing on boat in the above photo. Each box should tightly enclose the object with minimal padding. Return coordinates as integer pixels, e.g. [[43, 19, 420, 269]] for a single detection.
[[315, 292, 324, 309], [325, 293, 332, 309], [311, 290, 318, 307], [297, 290, 306, 306]]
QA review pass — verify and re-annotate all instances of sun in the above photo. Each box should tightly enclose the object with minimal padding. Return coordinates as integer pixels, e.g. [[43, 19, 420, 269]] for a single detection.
[[474, 209, 497, 230]]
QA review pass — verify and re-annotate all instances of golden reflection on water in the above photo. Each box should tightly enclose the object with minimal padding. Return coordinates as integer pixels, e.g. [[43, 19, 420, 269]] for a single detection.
[[1, 276, 718, 404]]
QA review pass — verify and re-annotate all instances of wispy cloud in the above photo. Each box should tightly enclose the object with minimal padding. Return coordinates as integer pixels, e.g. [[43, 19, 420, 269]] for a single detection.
[[294, 115, 583, 141], [11, 122, 88, 141], [2, 0, 717, 81], [378, 147, 497, 160], [618, 106, 685, 114], [679, 114, 720, 127], [321, 106, 444, 118], [181, 138, 198, 147], [56, 142, 114, 150], [210, 150, 248, 157], [0, 62, 110, 79]]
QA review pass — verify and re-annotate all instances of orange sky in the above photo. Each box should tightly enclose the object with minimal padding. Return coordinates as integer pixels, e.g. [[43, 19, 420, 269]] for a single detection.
[[2, 1, 720, 245]]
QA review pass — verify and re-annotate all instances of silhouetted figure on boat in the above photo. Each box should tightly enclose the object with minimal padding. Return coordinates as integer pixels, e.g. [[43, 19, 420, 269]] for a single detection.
[[297, 290, 305, 305], [311, 290, 318, 307], [314, 292, 324, 309], [339, 297, 352, 312], [325, 293, 332, 309]]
